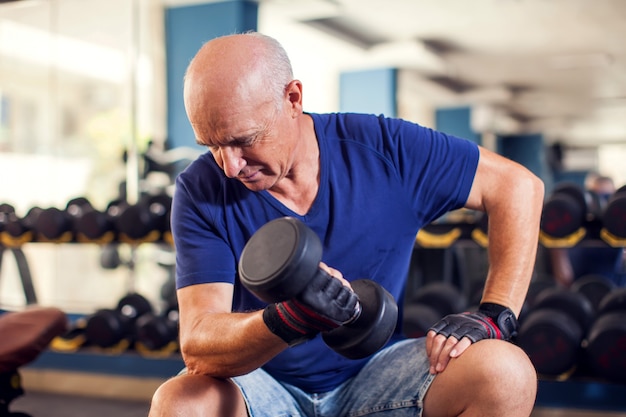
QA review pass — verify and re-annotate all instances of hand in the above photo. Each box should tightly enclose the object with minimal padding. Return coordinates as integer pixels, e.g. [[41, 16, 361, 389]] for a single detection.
[[263, 265, 359, 346], [298, 265, 359, 324], [425, 303, 518, 374]]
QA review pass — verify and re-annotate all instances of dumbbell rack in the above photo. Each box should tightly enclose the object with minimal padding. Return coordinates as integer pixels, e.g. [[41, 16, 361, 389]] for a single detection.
[[0, 246, 37, 305], [0, 239, 182, 401], [413, 219, 626, 412], [4, 214, 625, 407]]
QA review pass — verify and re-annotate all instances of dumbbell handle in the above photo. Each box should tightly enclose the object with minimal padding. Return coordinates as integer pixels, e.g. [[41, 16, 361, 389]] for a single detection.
[[294, 268, 363, 328], [347, 301, 362, 325]]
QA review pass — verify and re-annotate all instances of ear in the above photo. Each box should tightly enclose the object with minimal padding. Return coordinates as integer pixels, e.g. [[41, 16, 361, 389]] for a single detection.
[[285, 79, 303, 115]]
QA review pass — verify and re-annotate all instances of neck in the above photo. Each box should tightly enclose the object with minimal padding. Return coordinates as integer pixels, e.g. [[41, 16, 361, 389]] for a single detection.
[[268, 114, 319, 215]]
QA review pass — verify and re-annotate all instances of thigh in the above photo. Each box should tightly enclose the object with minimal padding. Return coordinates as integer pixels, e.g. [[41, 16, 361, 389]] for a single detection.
[[320, 338, 435, 417], [232, 368, 308, 417]]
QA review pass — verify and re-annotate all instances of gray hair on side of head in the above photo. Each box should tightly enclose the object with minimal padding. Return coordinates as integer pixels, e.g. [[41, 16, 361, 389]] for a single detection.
[[242, 31, 294, 111]]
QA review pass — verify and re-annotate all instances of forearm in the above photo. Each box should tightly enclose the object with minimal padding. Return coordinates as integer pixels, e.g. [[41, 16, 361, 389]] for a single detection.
[[481, 171, 544, 316], [180, 310, 286, 378]]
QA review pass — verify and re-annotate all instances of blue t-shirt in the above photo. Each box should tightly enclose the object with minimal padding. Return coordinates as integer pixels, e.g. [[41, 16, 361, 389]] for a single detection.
[[171, 112, 479, 393]]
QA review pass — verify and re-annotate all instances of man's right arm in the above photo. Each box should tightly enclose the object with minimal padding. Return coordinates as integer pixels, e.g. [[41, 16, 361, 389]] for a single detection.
[[177, 282, 287, 378]]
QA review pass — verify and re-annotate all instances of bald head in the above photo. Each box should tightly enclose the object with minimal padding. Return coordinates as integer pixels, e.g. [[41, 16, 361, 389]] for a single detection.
[[184, 32, 294, 135]]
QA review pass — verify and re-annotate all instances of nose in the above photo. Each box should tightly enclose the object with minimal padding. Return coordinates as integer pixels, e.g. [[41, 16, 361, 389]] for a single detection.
[[219, 146, 246, 178]]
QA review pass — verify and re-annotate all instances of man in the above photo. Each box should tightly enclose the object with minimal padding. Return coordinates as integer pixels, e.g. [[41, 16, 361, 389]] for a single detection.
[[149, 32, 544, 417]]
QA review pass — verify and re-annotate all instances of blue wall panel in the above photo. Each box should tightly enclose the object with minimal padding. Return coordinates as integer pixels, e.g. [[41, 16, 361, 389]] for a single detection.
[[165, 1, 258, 149], [497, 133, 548, 184], [435, 106, 480, 145], [339, 68, 397, 117]]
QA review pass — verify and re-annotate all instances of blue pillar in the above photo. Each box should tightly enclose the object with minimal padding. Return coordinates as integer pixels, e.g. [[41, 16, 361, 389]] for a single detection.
[[497, 133, 551, 187], [339, 68, 397, 117], [165, 1, 258, 149], [435, 106, 481, 145]]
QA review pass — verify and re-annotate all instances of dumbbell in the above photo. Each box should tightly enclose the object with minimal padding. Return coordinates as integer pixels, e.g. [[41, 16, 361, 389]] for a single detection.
[[135, 302, 179, 356], [74, 199, 128, 244], [540, 182, 587, 239], [602, 185, 626, 240], [238, 217, 398, 360], [570, 274, 616, 313], [0, 204, 16, 242], [0, 207, 42, 247], [403, 282, 467, 339], [584, 288, 626, 384], [115, 193, 172, 244], [34, 197, 93, 242], [516, 287, 594, 378], [85, 292, 153, 350], [0, 203, 15, 218]]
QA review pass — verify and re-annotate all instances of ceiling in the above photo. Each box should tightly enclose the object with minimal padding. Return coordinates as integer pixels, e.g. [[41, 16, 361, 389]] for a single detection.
[[3, 0, 626, 147], [247, 0, 626, 147]]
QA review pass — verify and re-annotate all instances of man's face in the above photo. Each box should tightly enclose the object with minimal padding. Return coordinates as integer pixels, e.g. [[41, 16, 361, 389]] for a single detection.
[[193, 97, 296, 193]]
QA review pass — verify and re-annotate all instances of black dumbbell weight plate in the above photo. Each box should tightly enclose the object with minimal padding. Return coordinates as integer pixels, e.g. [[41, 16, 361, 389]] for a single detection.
[[85, 308, 130, 348], [239, 217, 323, 303], [585, 312, 626, 384], [571, 274, 616, 313], [541, 194, 585, 238], [601, 185, 626, 239], [597, 287, 626, 316], [402, 304, 441, 339], [533, 288, 594, 332], [322, 279, 398, 360], [517, 308, 583, 377]]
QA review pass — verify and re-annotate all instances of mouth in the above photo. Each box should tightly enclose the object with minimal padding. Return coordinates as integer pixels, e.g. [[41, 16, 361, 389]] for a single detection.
[[238, 170, 260, 182]]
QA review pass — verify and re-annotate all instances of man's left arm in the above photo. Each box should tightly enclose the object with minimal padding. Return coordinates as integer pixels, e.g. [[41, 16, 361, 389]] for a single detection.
[[426, 146, 545, 374]]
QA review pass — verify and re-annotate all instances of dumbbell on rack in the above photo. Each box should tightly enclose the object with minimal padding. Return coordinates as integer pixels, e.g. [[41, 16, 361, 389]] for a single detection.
[[34, 197, 93, 243], [584, 287, 626, 384], [0, 206, 42, 247], [85, 292, 154, 351], [540, 183, 589, 244], [74, 199, 128, 244], [403, 282, 467, 339], [238, 217, 398, 360], [601, 185, 626, 243], [515, 287, 595, 379], [570, 274, 616, 313], [115, 193, 172, 245], [134, 302, 179, 357]]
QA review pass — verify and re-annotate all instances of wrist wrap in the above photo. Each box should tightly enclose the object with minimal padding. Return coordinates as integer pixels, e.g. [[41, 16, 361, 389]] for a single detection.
[[263, 299, 340, 346]]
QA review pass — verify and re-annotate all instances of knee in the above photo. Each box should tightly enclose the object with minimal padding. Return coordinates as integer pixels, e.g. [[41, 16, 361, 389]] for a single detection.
[[149, 374, 246, 417], [469, 340, 537, 408], [149, 376, 191, 416], [425, 340, 537, 416]]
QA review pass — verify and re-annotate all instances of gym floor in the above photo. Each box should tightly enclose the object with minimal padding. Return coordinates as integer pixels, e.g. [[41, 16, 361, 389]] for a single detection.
[[9, 390, 626, 417]]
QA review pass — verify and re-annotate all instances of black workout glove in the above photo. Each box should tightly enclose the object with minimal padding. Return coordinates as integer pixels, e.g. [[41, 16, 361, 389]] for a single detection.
[[428, 302, 518, 343], [263, 272, 360, 346]]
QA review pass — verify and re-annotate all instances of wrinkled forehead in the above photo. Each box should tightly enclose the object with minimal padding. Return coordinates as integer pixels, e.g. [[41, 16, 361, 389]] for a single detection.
[[190, 97, 278, 145]]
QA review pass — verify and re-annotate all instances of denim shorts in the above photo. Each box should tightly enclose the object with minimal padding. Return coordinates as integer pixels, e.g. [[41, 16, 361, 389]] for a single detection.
[[232, 338, 435, 417]]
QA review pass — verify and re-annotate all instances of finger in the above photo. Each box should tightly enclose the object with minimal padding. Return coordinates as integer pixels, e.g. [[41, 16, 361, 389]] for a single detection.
[[319, 262, 348, 285], [425, 329, 437, 356], [449, 336, 473, 358], [434, 335, 459, 373], [427, 333, 448, 374]]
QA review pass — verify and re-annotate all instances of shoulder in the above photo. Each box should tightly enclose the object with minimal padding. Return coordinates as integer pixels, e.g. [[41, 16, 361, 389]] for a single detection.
[[175, 152, 223, 196], [310, 112, 430, 151], [310, 112, 414, 135]]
